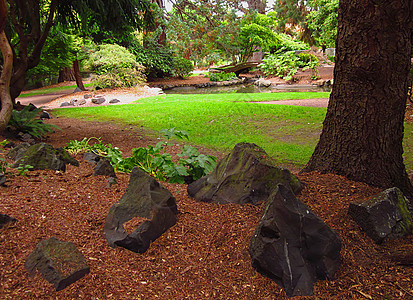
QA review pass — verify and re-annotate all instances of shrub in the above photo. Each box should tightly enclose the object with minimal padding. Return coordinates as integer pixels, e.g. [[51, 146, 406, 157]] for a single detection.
[[87, 44, 139, 74], [91, 67, 145, 89], [172, 57, 194, 79], [207, 72, 238, 82], [129, 39, 175, 79], [8, 106, 60, 138], [269, 33, 310, 53], [260, 50, 319, 81]]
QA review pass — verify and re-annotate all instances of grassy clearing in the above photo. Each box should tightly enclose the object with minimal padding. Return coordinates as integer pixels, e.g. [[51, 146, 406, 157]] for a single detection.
[[53, 93, 327, 167], [51, 92, 413, 172], [19, 83, 93, 98]]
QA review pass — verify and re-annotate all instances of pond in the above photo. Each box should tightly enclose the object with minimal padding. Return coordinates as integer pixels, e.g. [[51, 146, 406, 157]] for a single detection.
[[163, 83, 332, 94]]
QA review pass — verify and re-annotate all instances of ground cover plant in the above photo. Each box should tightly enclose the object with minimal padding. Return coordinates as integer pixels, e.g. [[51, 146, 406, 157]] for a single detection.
[[65, 128, 217, 183], [53, 92, 329, 168]]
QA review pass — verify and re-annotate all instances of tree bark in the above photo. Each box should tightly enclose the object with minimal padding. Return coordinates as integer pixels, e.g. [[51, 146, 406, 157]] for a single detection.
[[0, 0, 7, 32], [0, 31, 14, 132], [302, 0, 413, 197], [8, 0, 57, 101], [73, 59, 86, 91], [58, 67, 75, 82]]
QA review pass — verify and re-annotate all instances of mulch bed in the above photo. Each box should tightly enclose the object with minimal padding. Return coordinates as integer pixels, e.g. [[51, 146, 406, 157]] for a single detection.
[[0, 116, 412, 299]]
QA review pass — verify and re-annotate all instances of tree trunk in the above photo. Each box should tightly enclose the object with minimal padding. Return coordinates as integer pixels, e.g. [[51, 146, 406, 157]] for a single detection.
[[248, 0, 265, 62], [73, 60, 86, 90], [0, 0, 7, 32], [302, 1, 413, 198], [0, 30, 14, 132], [58, 67, 75, 82]]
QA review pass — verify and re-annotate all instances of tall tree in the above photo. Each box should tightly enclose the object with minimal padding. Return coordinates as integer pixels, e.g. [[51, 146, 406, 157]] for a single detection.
[[0, 0, 13, 132], [273, 0, 313, 44], [302, 0, 413, 198], [3, 0, 153, 101]]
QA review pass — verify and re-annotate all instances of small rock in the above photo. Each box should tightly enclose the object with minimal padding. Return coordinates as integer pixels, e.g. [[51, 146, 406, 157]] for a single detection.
[[25, 237, 90, 291], [109, 99, 121, 104], [91, 97, 106, 105], [254, 78, 271, 87], [40, 111, 52, 120], [84, 94, 92, 99], [60, 102, 72, 107], [73, 87, 83, 93], [107, 176, 118, 188], [93, 158, 116, 177], [73, 99, 87, 106], [348, 187, 413, 244], [0, 213, 17, 228], [0, 173, 6, 186], [84, 152, 101, 164]]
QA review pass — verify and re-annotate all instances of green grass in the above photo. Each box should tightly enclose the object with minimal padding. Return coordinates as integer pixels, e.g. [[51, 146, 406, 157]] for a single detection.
[[53, 93, 328, 167], [18, 83, 93, 98]]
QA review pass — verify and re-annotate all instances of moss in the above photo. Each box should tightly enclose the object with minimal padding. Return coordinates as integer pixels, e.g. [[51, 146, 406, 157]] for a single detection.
[[395, 189, 413, 234]]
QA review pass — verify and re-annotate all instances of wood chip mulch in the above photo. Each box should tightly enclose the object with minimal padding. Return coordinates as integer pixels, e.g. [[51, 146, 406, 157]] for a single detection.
[[0, 117, 412, 299]]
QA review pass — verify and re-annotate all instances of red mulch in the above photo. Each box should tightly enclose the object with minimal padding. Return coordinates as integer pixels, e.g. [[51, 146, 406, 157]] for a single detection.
[[0, 74, 412, 298]]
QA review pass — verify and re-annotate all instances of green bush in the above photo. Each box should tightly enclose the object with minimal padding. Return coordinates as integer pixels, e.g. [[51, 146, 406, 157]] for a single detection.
[[87, 44, 139, 74], [260, 50, 319, 81], [91, 67, 145, 89], [129, 39, 175, 79], [207, 72, 238, 82], [8, 106, 60, 138], [172, 57, 194, 79], [269, 33, 310, 53]]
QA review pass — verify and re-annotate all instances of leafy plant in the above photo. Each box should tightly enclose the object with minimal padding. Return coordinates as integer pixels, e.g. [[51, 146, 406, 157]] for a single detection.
[[16, 161, 33, 176], [87, 44, 138, 74], [8, 106, 60, 138], [86, 128, 217, 183], [65, 137, 123, 165], [207, 72, 238, 82], [130, 37, 175, 79], [172, 57, 194, 79], [91, 67, 145, 89], [260, 50, 319, 81]]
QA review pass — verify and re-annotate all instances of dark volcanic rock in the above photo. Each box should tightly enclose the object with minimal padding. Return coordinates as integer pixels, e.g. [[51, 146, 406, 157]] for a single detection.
[[109, 99, 121, 104], [249, 184, 342, 297], [25, 237, 90, 291], [11, 143, 79, 172], [187, 142, 302, 205], [94, 158, 116, 177], [6, 142, 31, 161], [348, 187, 413, 244], [104, 167, 178, 253], [0, 213, 17, 228]]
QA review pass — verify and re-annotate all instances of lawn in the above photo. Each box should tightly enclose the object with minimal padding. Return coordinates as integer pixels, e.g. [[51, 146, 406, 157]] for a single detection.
[[53, 93, 327, 168], [52, 92, 413, 172]]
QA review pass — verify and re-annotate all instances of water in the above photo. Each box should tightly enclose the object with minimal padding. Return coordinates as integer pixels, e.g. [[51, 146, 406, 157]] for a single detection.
[[163, 83, 331, 94]]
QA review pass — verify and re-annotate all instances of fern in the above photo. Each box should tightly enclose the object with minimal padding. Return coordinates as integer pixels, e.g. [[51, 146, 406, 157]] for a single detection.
[[8, 106, 60, 138]]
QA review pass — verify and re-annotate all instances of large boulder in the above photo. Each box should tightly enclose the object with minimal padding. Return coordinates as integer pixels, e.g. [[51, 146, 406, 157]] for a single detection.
[[187, 142, 302, 205], [104, 167, 178, 253], [10, 143, 79, 172], [348, 187, 413, 244], [250, 184, 342, 297], [25, 237, 90, 291]]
